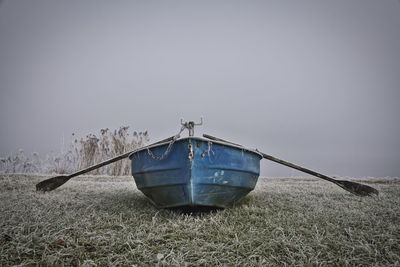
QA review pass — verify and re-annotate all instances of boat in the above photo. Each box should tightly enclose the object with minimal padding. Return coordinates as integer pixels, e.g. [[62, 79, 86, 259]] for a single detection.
[[129, 136, 262, 208], [35, 119, 379, 206]]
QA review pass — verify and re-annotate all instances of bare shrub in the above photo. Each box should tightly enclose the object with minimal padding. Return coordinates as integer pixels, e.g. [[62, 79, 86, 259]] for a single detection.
[[0, 150, 42, 174], [0, 127, 149, 175]]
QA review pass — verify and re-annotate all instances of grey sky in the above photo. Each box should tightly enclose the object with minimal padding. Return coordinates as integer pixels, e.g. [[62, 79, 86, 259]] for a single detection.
[[1, 0, 399, 177]]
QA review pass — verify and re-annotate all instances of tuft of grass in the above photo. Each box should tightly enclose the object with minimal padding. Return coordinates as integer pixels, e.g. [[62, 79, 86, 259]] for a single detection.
[[0, 175, 399, 266]]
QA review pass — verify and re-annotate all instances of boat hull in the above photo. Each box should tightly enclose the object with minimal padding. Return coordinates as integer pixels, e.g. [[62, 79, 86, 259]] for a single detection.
[[129, 138, 262, 208]]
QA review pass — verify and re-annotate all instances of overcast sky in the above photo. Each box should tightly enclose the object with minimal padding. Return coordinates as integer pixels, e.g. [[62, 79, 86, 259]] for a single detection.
[[0, 0, 399, 177]]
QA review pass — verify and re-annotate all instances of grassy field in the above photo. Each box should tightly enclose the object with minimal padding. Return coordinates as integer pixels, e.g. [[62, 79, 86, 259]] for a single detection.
[[0, 174, 399, 266]]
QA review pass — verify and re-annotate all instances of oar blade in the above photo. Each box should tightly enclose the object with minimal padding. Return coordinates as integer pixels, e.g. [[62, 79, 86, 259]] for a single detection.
[[336, 180, 379, 197], [36, 175, 71, 192]]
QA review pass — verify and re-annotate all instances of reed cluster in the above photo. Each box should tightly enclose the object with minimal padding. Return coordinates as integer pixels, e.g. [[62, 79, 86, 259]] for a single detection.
[[0, 127, 149, 175]]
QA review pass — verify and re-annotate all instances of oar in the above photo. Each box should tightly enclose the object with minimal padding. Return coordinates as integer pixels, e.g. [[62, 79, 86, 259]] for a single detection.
[[36, 136, 175, 192], [203, 134, 379, 197]]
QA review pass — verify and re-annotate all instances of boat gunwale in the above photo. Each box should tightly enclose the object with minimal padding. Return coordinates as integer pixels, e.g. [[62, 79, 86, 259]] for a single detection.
[[128, 136, 263, 159]]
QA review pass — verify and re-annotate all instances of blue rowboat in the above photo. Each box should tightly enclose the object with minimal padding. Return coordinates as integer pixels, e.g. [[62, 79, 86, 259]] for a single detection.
[[35, 119, 378, 198], [129, 137, 262, 208]]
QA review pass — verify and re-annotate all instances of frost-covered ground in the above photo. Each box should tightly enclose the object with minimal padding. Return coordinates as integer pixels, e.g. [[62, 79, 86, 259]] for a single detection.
[[0, 174, 399, 266]]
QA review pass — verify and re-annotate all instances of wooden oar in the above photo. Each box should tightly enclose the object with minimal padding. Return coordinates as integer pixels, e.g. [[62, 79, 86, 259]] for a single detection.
[[203, 134, 379, 197], [36, 136, 175, 192]]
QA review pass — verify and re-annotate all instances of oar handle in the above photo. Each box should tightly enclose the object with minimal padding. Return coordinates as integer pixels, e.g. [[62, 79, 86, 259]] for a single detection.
[[68, 151, 132, 178], [256, 152, 337, 184]]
